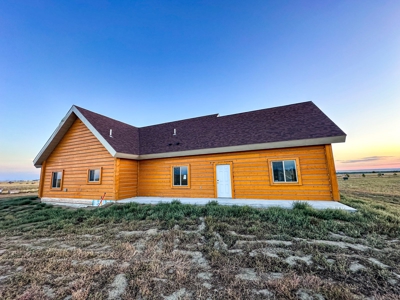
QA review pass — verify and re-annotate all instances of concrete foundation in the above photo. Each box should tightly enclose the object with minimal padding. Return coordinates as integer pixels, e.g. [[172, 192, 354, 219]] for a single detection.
[[41, 196, 356, 212]]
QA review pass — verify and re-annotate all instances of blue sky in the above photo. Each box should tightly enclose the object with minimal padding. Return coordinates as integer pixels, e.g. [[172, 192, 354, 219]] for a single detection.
[[1, 0, 399, 180]]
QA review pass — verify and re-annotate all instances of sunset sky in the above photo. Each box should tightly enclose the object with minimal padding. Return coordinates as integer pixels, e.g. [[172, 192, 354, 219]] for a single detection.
[[1, 1, 399, 180]]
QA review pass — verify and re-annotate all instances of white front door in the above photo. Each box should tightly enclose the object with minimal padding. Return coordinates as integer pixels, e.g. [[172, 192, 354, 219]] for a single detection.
[[216, 164, 232, 198]]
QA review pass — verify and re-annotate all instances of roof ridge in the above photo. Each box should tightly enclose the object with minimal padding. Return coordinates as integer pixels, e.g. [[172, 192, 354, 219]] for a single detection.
[[73, 105, 138, 129], [216, 101, 313, 118], [139, 113, 219, 129]]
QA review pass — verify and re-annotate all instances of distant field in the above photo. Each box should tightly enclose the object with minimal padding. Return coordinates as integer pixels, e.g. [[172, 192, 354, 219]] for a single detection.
[[0, 181, 39, 198], [338, 173, 400, 204]]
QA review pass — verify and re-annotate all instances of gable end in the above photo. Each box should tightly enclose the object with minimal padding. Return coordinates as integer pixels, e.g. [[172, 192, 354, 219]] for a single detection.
[[33, 106, 118, 167]]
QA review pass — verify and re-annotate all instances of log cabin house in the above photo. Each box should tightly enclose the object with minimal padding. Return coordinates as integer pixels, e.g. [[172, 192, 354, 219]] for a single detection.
[[33, 102, 346, 204]]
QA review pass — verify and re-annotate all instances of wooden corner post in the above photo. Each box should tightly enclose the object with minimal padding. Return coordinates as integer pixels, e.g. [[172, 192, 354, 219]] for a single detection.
[[38, 160, 46, 198], [325, 144, 340, 201], [114, 158, 120, 200]]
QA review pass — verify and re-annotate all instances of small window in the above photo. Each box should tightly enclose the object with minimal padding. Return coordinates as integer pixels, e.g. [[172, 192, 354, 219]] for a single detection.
[[173, 166, 188, 186], [272, 160, 298, 183], [51, 171, 63, 189], [88, 168, 102, 183]]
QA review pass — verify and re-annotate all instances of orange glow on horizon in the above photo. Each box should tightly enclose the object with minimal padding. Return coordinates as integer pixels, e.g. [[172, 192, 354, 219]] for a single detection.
[[335, 159, 400, 171]]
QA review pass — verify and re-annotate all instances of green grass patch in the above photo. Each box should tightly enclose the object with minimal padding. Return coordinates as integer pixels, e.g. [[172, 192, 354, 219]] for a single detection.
[[1, 196, 399, 239]]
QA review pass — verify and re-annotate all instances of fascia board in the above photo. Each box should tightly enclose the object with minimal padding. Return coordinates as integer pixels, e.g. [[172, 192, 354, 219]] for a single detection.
[[114, 152, 140, 159]]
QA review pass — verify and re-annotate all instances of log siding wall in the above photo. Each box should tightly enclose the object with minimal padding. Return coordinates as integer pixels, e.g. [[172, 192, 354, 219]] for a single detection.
[[138, 145, 337, 201], [42, 119, 116, 200], [116, 158, 138, 200]]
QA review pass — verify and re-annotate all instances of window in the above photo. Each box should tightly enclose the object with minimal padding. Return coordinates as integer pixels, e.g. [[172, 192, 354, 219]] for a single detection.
[[88, 168, 102, 184], [272, 160, 298, 183], [173, 166, 189, 187], [51, 171, 63, 189]]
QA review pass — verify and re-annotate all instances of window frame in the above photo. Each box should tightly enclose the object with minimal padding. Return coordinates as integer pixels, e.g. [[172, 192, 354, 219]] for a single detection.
[[87, 167, 102, 184], [171, 165, 191, 188], [50, 170, 64, 190], [268, 158, 302, 186]]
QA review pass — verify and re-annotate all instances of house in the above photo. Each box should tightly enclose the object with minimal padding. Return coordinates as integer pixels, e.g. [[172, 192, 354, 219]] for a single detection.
[[33, 101, 346, 204]]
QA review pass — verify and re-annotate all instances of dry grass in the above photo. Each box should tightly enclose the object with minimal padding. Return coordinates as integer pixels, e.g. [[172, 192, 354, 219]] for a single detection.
[[0, 181, 39, 198], [339, 173, 400, 203], [0, 175, 399, 299]]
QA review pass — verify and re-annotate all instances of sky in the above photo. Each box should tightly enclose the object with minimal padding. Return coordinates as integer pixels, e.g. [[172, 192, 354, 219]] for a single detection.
[[0, 0, 399, 180]]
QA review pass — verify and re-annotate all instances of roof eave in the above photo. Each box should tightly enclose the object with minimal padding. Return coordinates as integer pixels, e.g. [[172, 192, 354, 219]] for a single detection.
[[137, 135, 346, 160], [115, 152, 140, 159]]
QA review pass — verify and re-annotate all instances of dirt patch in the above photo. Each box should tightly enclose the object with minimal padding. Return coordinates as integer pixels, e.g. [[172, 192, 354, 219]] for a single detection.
[[307, 240, 371, 251], [296, 288, 324, 300], [234, 239, 293, 248], [349, 262, 366, 272], [264, 272, 284, 280], [173, 250, 209, 269], [235, 268, 259, 281], [117, 228, 159, 237], [163, 288, 192, 300], [368, 257, 389, 269], [213, 232, 228, 251], [108, 274, 127, 300], [253, 288, 274, 297], [228, 231, 256, 239], [249, 247, 291, 258], [285, 255, 313, 266]]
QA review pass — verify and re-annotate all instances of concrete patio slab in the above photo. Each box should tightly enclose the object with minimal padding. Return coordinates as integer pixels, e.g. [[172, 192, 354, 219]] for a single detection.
[[118, 197, 356, 212]]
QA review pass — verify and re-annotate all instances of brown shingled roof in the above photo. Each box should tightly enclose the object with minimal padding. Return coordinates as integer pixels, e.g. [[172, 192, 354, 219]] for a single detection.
[[138, 101, 345, 155], [75, 106, 140, 155], [74, 101, 345, 156]]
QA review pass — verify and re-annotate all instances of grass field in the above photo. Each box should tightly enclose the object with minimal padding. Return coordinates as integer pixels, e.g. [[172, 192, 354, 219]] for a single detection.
[[0, 180, 39, 198], [0, 174, 399, 299], [339, 173, 399, 201]]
